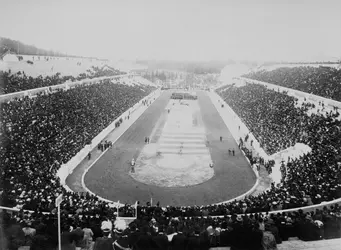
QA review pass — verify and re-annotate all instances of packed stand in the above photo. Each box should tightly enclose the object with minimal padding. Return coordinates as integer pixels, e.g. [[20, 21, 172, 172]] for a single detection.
[[242, 66, 341, 101], [217, 84, 311, 155], [1, 203, 340, 249], [0, 79, 155, 212], [2, 79, 341, 248], [0, 66, 126, 94], [216, 83, 341, 202]]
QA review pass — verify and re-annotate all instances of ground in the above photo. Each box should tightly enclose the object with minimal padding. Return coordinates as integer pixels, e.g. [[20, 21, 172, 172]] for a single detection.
[[130, 99, 214, 187], [80, 90, 256, 206]]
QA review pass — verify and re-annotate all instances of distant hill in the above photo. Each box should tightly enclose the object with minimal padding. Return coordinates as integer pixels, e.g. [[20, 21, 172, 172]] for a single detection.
[[0, 37, 105, 60], [0, 37, 68, 57], [135, 60, 234, 74]]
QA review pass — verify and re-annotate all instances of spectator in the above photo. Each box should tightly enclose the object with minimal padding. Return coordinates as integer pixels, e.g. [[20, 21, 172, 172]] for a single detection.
[[0, 65, 126, 94], [82, 222, 94, 250], [93, 227, 114, 250], [2, 68, 341, 249], [152, 225, 168, 250], [243, 66, 341, 102]]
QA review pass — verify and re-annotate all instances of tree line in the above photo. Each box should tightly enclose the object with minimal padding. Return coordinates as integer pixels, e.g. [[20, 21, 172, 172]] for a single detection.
[[0, 37, 105, 60]]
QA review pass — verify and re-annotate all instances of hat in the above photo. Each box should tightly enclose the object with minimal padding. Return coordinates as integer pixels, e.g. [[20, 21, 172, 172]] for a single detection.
[[101, 221, 112, 232], [114, 219, 127, 234], [194, 226, 201, 234], [314, 220, 323, 227]]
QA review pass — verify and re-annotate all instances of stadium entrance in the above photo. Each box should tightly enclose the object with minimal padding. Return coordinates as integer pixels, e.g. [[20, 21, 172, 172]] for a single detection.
[[171, 91, 198, 100]]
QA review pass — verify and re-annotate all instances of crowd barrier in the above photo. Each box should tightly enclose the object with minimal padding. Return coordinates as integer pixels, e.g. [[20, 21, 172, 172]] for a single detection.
[[1, 195, 340, 219], [234, 77, 341, 109], [57, 88, 161, 188], [0, 74, 132, 103], [210, 198, 341, 219]]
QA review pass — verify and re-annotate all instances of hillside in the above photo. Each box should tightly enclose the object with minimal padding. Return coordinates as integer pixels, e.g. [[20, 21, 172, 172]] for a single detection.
[[0, 59, 106, 78], [0, 37, 101, 60], [0, 37, 68, 57]]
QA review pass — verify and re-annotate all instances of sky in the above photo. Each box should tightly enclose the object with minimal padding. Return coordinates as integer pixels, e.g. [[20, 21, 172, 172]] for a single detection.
[[0, 0, 341, 62]]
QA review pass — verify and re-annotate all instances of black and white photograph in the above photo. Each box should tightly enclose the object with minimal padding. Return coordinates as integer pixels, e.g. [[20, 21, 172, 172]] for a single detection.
[[0, 0, 341, 249]]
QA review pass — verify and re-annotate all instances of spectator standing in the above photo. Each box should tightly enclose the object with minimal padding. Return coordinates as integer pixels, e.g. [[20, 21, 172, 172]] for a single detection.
[[22, 221, 36, 247], [71, 224, 84, 250], [152, 225, 168, 250], [61, 225, 76, 250], [82, 222, 94, 250], [171, 225, 187, 250], [262, 226, 278, 250], [93, 227, 114, 250], [113, 220, 130, 250]]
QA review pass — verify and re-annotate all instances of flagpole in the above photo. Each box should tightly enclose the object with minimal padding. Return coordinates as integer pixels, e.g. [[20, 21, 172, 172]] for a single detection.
[[117, 200, 120, 218], [135, 201, 137, 218]]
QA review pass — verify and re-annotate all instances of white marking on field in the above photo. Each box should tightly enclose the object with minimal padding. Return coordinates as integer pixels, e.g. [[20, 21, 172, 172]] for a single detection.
[[130, 100, 214, 187]]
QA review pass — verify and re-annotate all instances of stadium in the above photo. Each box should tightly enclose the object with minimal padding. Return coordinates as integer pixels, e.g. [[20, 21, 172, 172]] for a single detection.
[[1, 1, 341, 250]]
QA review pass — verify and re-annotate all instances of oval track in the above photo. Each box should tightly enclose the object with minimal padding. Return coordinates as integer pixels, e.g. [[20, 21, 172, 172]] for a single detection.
[[84, 90, 256, 206]]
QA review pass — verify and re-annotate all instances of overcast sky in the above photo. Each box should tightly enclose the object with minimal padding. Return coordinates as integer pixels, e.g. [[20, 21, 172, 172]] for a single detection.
[[1, 0, 341, 62]]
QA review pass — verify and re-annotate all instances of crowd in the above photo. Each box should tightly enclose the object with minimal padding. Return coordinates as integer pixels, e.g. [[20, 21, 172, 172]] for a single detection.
[[1, 203, 340, 250], [1, 74, 341, 248], [0, 79, 155, 211], [215, 83, 341, 206], [0, 66, 125, 94], [242, 66, 341, 101]]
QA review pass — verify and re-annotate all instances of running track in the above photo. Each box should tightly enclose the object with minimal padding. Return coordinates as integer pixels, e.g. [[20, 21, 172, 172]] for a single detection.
[[77, 90, 256, 206]]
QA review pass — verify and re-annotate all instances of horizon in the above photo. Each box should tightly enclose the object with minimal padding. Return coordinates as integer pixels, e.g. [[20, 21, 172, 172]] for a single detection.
[[1, 0, 341, 63]]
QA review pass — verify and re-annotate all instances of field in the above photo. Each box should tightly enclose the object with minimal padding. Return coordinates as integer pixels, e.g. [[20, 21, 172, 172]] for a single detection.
[[80, 90, 256, 206]]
